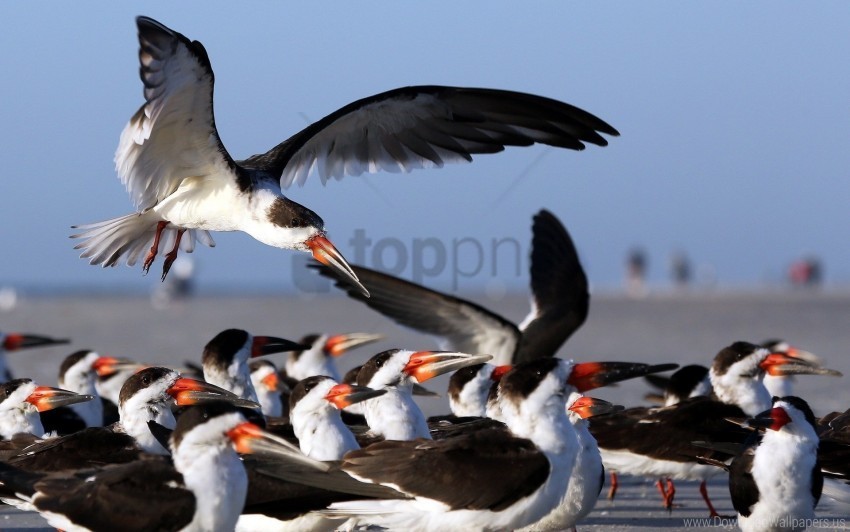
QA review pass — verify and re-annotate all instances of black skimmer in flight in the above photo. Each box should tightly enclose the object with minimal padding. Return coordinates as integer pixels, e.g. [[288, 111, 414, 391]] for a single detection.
[[0, 379, 92, 440], [0, 402, 316, 532], [288, 375, 386, 461], [704, 397, 822, 532], [0, 331, 69, 382], [2, 367, 259, 473], [590, 341, 840, 516], [285, 332, 384, 382], [71, 16, 619, 295], [315, 209, 589, 366], [321, 357, 671, 530], [354, 349, 492, 440], [517, 393, 618, 532], [201, 328, 307, 405]]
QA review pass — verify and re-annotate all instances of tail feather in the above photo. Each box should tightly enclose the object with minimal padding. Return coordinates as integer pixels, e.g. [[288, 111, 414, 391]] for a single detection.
[[71, 212, 215, 268]]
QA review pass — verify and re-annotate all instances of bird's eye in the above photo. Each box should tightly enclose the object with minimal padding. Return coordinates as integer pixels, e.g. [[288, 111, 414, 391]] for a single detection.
[[291, 217, 301, 227], [142, 374, 151, 386]]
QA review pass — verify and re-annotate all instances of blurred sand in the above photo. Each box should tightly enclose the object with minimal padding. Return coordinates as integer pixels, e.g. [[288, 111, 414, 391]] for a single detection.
[[1, 290, 849, 529]]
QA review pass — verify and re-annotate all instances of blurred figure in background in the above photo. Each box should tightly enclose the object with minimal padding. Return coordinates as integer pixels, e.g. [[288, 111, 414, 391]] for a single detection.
[[669, 250, 691, 291], [625, 247, 648, 297], [789, 256, 822, 289], [151, 257, 196, 309]]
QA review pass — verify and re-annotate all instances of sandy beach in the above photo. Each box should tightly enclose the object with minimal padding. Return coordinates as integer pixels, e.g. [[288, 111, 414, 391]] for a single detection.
[[1, 290, 849, 530]]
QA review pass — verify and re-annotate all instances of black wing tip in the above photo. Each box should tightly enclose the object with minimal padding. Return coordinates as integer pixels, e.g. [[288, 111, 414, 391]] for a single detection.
[[136, 16, 171, 34]]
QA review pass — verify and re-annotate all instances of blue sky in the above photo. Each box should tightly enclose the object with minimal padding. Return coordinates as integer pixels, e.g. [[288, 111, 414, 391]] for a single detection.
[[2, 3, 849, 294]]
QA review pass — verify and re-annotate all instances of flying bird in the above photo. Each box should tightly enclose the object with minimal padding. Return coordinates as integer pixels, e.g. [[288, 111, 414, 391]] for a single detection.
[[71, 16, 618, 295]]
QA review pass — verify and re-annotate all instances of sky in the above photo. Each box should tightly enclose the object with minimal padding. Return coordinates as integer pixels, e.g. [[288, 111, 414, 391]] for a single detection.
[[2, 3, 849, 295]]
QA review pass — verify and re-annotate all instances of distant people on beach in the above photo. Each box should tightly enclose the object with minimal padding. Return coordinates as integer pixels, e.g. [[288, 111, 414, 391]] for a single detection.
[[151, 257, 196, 309], [669, 250, 691, 290], [625, 247, 648, 297], [789, 256, 822, 289]]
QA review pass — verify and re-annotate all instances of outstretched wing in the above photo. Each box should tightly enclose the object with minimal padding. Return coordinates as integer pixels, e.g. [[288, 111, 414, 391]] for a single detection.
[[116, 16, 242, 211], [312, 263, 520, 364], [239, 86, 619, 188], [514, 209, 589, 364]]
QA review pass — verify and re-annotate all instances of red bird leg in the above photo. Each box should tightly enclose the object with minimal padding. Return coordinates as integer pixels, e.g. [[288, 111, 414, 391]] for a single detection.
[[607, 471, 619, 500], [143, 221, 169, 275], [655, 478, 667, 504], [161, 228, 185, 281], [665, 478, 676, 511], [700, 480, 719, 518]]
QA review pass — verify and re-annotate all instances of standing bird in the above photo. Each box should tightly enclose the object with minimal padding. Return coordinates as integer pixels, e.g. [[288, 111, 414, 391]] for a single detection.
[[0, 331, 69, 383], [0, 402, 316, 532], [728, 397, 822, 532], [518, 393, 617, 532], [0, 379, 92, 440], [285, 332, 383, 382], [249, 359, 288, 418], [71, 17, 618, 293], [201, 329, 306, 405], [322, 358, 670, 531], [354, 349, 492, 440], [314, 209, 588, 366], [39, 350, 114, 435]]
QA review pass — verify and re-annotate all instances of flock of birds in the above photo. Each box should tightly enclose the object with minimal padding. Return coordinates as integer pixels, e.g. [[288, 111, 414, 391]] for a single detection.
[[0, 14, 843, 532]]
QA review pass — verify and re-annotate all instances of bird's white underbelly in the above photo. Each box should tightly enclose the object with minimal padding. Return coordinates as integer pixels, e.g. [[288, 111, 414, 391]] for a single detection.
[[153, 176, 248, 232]]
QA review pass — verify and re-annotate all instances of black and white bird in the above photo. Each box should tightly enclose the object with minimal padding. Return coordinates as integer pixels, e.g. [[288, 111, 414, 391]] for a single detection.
[[202, 328, 306, 405], [94, 355, 147, 425], [285, 332, 383, 382], [1, 367, 258, 473], [71, 16, 618, 294], [761, 339, 821, 398], [39, 350, 112, 435], [0, 402, 316, 532], [590, 342, 839, 516], [518, 393, 616, 532], [0, 331, 69, 383], [0, 379, 92, 440], [323, 358, 668, 531], [288, 375, 386, 461], [354, 349, 492, 440], [315, 209, 589, 365], [249, 359, 288, 418], [727, 397, 822, 532], [446, 362, 513, 418]]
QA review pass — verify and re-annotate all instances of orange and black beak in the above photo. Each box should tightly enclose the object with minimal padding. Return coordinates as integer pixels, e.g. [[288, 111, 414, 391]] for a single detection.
[[226, 421, 329, 469], [2, 333, 69, 352], [568, 396, 623, 419], [568, 362, 679, 392], [167, 377, 260, 409], [324, 333, 384, 357], [324, 383, 386, 409], [307, 234, 370, 298], [25, 386, 94, 412], [745, 406, 792, 431], [260, 372, 289, 393], [783, 345, 821, 365], [403, 351, 493, 383], [759, 352, 842, 377], [92, 356, 146, 378], [251, 336, 309, 358]]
